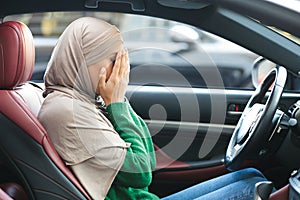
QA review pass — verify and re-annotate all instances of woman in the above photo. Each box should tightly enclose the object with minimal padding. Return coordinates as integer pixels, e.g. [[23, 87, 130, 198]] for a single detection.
[[38, 17, 271, 200]]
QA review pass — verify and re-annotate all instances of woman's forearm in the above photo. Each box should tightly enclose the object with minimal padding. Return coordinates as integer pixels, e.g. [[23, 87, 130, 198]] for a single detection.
[[107, 102, 156, 188]]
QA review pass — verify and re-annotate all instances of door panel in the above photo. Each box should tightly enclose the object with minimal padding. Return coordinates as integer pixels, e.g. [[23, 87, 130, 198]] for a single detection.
[[126, 85, 249, 165], [147, 120, 234, 163], [126, 85, 300, 197]]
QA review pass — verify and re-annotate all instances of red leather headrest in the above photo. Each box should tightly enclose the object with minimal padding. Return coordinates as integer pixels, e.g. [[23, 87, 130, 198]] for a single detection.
[[0, 21, 35, 89]]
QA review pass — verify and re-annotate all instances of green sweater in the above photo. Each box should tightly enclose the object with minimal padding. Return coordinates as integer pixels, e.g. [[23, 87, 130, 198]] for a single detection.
[[105, 102, 160, 200]]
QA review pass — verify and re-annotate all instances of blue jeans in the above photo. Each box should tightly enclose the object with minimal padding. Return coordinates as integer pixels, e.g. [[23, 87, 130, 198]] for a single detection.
[[161, 168, 271, 200]]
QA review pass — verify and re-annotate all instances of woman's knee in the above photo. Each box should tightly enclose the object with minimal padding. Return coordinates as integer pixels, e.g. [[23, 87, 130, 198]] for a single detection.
[[240, 167, 265, 179]]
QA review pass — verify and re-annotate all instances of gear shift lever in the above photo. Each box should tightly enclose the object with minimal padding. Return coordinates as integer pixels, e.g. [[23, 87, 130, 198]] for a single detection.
[[254, 181, 274, 200]]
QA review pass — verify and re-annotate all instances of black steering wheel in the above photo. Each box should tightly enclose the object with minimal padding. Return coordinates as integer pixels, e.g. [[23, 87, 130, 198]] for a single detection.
[[225, 66, 287, 171]]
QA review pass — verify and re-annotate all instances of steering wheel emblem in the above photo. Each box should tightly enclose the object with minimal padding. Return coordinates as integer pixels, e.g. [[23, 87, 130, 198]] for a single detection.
[[236, 104, 264, 144]]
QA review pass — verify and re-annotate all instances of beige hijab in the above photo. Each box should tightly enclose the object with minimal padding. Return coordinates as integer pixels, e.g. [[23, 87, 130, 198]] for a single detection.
[[44, 17, 122, 99], [38, 17, 129, 199]]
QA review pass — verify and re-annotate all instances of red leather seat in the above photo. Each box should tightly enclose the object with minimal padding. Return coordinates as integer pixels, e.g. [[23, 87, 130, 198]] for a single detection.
[[0, 182, 28, 200], [0, 21, 91, 199], [269, 184, 289, 200]]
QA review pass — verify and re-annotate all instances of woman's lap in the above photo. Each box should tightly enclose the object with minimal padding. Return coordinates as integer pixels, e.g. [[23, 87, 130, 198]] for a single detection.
[[161, 168, 269, 200]]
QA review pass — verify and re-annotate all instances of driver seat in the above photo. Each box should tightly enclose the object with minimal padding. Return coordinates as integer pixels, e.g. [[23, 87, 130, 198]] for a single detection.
[[0, 21, 91, 199]]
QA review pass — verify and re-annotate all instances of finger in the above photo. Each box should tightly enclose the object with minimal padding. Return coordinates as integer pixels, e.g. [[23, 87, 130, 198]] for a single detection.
[[111, 50, 122, 79], [97, 67, 107, 93], [118, 49, 127, 77], [125, 49, 130, 74], [123, 49, 130, 79]]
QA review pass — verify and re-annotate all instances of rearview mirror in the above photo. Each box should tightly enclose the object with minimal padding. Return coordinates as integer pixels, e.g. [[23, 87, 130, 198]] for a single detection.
[[169, 25, 200, 54], [170, 25, 200, 43]]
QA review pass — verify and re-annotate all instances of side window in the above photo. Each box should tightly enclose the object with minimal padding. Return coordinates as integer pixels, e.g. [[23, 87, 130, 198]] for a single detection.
[[5, 12, 259, 89], [120, 15, 259, 89]]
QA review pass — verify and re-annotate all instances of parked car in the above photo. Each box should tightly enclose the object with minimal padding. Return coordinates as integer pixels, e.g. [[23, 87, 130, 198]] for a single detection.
[[1, 0, 300, 199]]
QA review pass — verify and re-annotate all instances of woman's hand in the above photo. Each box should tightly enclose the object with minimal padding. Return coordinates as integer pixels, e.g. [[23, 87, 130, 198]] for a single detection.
[[97, 49, 130, 106]]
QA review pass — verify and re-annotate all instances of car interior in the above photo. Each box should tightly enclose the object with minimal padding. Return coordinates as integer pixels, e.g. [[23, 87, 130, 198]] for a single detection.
[[1, 0, 300, 200]]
